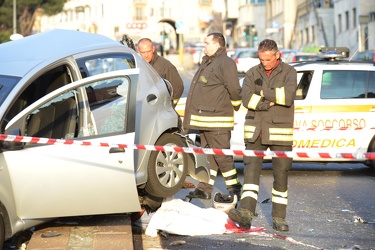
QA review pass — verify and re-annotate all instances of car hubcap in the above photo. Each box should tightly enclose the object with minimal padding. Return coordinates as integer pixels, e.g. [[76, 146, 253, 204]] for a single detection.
[[155, 144, 184, 188]]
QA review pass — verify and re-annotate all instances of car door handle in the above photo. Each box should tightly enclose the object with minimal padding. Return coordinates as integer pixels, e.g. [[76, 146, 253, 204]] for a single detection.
[[147, 94, 157, 103], [109, 147, 125, 153]]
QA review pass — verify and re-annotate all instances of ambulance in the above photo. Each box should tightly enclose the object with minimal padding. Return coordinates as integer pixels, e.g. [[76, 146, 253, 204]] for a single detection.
[[232, 47, 375, 168], [177, 47, 375, 168]]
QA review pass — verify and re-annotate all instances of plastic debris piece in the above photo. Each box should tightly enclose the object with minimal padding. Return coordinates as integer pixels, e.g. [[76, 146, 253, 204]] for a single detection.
[[41, 233, 61, 238], [338, 245, 362, 250], [169, 240, 186, 246], [182, 181, 195, 189], [353, 216, 375, 224], [341, 209, 353, 213], [353, 216, 365, 223], [261, 198, 271, 203], [158, 230, 169, 239]]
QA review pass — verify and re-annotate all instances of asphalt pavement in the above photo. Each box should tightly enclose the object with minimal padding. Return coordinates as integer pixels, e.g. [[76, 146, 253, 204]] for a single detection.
[[3, 162, 375, 250]]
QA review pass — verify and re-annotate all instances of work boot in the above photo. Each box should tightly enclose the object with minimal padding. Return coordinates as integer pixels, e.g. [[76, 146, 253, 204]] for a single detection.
[[188, 188, 211, 199], [272, 217, 289, 231], [229, 184, 242, 200], [228, 208, 254, 229]]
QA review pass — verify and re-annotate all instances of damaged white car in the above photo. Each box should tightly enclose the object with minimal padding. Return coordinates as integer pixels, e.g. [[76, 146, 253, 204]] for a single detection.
[[0, 29, 209, 247]]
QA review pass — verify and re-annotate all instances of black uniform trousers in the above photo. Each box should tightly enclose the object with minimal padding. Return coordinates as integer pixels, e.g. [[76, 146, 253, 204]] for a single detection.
[[239, 136, 292, 219], [196, 130, 241, 194]]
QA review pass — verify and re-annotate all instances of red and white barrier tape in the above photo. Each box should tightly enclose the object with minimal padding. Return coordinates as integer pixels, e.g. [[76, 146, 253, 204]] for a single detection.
[[1, 134, 375, 160]]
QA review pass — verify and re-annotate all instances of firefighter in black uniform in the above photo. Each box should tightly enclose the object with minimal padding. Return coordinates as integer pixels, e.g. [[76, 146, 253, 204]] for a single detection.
[[228, 39, 297, 231], [137, 38, 184, 107], [183, 32, 242, 200]]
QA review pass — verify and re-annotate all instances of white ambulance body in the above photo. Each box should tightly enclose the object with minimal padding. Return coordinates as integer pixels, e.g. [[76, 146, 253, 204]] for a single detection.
[[232, 48, 375, 168]]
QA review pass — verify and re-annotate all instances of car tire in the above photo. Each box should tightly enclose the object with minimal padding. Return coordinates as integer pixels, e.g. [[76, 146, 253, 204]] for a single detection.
[[366, 137, 375, 169], [0, 214, 4, 250], [145, 133, 188, 197]]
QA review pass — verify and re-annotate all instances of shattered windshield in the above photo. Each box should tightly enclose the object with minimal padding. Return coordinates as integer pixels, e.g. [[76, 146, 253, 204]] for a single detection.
[[0, 75, 21, 106]]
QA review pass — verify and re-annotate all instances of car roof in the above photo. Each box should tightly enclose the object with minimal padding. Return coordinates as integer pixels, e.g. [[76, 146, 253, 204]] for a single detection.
[[290, 60, 375, 69], [235, 47, 257, 51], [0, 29, 124, 77]]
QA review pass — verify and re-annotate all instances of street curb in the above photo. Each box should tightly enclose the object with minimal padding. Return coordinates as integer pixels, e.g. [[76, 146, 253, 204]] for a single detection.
[[26, 214, 133, 249]]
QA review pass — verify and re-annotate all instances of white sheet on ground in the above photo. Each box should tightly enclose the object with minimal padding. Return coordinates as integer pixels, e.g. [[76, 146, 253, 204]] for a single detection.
[[145, 198, 229, 237]]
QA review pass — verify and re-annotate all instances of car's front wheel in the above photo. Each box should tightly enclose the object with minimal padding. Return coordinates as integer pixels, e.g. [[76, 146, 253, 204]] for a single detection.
[[145, 133, 188, 197]]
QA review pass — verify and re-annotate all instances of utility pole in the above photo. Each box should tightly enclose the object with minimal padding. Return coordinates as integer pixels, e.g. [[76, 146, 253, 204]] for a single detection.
[[13, 0, 16, 34]]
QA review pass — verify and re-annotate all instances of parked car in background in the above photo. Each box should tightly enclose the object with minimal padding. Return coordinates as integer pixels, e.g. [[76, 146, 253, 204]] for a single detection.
[[351, 51, 375, 62], [231, 47, 259, 73], [184, 42, 205, 65], [279, 49, 298, 62], [285, 52, 322, 63], [226, 48, 237, 58], [0, 29, 209, 248]]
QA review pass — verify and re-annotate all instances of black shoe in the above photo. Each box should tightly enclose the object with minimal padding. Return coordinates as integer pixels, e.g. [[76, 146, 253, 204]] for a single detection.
[[228, 208, 254, 229], [229, 184, 242, 200], [188, 189, 211, 199], [272, 217, 289, 231]]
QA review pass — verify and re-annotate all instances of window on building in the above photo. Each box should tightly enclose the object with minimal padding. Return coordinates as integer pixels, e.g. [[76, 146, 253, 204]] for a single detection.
[[345, 11, 349, 30], [135, 6, 143, 21], [311, 25, 315, 43], [338, 14, 342, 33], [305, 28, 309, 43], [246, 0, 265, 3], [353, 8, 357, 27]]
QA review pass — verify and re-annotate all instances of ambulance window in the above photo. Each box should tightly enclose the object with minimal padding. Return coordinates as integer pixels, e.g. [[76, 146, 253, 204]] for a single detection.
[[296, 71, 312, 100], [321, 70, 367, 99], [368, 71, 375, 98]]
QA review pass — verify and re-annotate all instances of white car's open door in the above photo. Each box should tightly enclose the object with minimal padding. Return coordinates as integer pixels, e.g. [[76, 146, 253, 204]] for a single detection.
[[2, 69, 141, 219]]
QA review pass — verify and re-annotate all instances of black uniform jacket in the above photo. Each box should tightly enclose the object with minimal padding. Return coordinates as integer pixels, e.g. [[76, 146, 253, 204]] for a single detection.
[[242, 61, 297, 146], [150, 52, 184, 104], [183, 47, 242, 131]]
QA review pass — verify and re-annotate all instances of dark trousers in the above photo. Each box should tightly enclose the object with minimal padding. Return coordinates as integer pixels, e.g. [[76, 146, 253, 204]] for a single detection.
[[197, 130, 241, 194], [239, 136, 292, 218]]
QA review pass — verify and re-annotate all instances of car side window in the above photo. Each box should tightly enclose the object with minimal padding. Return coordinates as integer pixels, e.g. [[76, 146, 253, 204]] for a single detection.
[[84, 77, 129, 135], [26, 91, 78, 139], [320, 70, 368, 99], [296, 71, 313, 100], [76, 54, 135, 78], [368, 71, 375, 98], [5, 65, 72, 123], [24, 76, 130, 140]]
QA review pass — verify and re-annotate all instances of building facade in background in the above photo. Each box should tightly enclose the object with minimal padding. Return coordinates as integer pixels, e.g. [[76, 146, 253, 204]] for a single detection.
[[36, 0, 375, 54]]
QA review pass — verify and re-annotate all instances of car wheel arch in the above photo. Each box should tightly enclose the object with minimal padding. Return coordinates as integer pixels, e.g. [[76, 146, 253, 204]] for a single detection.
[[0, 202, 12, 245], [365, 136, 375, 169]]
